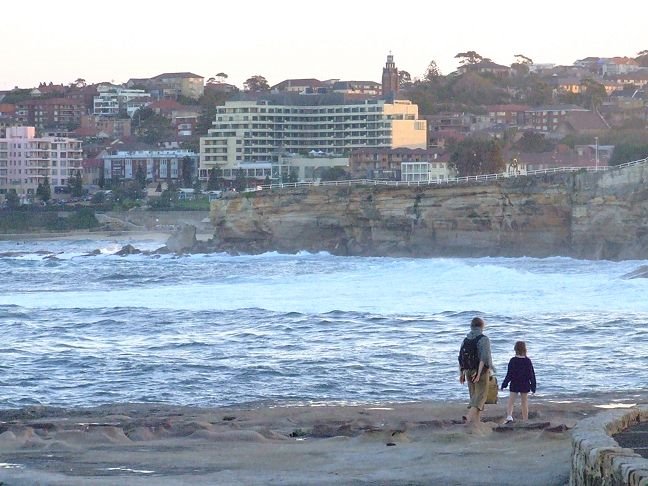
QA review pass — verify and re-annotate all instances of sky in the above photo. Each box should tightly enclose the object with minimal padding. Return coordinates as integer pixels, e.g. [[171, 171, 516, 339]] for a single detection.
[[2, 0, 647, 91]]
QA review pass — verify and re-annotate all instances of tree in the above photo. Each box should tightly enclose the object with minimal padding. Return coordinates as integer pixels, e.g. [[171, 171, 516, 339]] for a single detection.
[[68, 170, 83, 197], [71, 78, 86, 88], [36, 176, 52, 202], [449, 138, 505, 177], [511, 54, 533, 76], [98, 170, 105, 189], [455, 51, 486, 66], [580, 78, 607, 111], [636, 50, 648, 67], [132, 107, 174, 144], [234, 168, 247, 191], [244, 75, 269, 92], [207, 167, 222, 191], [193, 177, 202, 195], [399, 70, 412, 88], [424, 60, 442, 81], [514, 54, 533, 65], [135, 165, 147, 189], [181, 156, 193, 188], [6, 189, 20, 209], [515, 131, 555, 153], [320, 167, 349, 181]]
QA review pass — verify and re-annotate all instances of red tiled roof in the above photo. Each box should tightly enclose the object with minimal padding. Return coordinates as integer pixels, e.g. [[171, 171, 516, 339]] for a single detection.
[[148, 99, 184, 111]]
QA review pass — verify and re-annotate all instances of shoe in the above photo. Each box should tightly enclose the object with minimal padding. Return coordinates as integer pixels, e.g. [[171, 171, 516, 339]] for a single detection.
[[505, 416, 514, 424]]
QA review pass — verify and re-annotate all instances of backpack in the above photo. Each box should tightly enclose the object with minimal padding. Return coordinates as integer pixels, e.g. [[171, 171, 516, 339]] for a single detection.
[[458, 334, 484, 370]]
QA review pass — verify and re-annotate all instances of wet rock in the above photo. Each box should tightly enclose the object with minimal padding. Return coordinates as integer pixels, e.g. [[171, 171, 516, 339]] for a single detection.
[[166, 225, 197, 253], [115, 244, 141, 256], [82, 249, 102, 257]]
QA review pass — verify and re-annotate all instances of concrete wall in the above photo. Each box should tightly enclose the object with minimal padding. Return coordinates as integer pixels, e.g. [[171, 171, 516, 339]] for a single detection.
[[102, 210, 212, 233], [570, 407, 648, 486]]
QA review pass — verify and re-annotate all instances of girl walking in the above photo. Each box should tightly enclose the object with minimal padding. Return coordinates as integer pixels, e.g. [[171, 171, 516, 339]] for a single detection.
[[501, 341, 536, 422]]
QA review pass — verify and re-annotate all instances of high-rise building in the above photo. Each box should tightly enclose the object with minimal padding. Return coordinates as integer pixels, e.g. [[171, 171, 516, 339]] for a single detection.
[[381, 53, 399, 99], [199, 96, 427, 179], [0, 126, 82, 197]]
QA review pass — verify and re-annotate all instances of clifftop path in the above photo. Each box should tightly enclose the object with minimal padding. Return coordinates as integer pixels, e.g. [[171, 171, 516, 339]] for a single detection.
[[210, 165, 648, 260]]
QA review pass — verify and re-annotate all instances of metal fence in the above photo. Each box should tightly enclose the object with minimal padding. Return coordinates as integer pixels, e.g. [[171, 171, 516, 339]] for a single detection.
[[256, 157, 648, 192]]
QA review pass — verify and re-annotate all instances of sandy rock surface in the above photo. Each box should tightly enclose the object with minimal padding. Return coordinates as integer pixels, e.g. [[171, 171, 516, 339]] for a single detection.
[[1, 396, 644, 485]]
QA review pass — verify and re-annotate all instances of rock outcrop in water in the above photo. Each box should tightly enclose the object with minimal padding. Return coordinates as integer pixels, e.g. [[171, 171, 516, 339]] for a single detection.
[[209, 163, 648, 260]]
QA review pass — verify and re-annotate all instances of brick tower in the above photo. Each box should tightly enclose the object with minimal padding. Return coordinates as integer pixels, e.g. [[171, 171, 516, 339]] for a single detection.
[[381, 53, 399, 99]]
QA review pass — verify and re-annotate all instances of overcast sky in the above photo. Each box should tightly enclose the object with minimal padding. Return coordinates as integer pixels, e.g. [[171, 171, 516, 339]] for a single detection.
[[2, 0, 647, 91]]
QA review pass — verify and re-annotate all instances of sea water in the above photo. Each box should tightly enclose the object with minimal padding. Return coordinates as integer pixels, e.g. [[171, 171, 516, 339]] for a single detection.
[[0, 237, 647, 409]]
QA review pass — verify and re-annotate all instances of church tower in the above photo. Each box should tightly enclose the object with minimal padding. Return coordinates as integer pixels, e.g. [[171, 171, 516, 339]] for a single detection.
[[381, 53, 399, 99]]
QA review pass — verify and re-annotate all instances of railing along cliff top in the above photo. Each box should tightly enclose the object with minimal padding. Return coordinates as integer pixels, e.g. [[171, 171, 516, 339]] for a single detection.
[[256, 156, 648, 191]]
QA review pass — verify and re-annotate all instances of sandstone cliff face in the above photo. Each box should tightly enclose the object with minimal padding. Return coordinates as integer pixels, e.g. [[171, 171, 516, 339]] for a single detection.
[[210, 164, 648, 260]]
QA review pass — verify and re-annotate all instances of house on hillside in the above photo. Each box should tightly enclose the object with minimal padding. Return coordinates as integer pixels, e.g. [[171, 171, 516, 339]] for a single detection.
[[457, 61, 511, 78], [553, 111, 609, 139]]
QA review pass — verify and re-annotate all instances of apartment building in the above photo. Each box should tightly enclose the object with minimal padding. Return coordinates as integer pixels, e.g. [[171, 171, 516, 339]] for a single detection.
[[126, 72, 204, 100], [523, 105, 589, 133], [101, 149, 198, 184], [199, 96, 427, 179], [15, 98, 85, 130], [93, 87, 150, 117], [0, 126, 82, 196], [349, 147, 446, 180]]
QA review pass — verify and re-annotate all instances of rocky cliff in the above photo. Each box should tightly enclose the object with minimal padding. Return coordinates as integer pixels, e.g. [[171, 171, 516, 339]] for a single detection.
[[210, 163, 648, 260]]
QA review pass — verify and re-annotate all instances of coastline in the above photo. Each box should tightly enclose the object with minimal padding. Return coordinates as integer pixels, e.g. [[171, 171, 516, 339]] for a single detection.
[[0, 229, 215, 243], [1, 394, 645, 485]]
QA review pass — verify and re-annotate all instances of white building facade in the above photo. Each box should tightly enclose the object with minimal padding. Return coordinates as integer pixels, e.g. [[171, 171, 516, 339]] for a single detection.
[[93, 87, 151, 117], [0, 126, 82, 196], [401, 161, 453, 183], [199, 98, 427, 180]]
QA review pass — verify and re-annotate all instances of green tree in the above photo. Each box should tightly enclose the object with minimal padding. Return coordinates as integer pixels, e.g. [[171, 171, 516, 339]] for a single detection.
[[449, 138, 505, 177], [514, 131, 555, 153], [181, 157, 193, 188], [244, 75, 269, 92], [207, 167, 222, 191], [455, 51, 486, 66], [36, 176, 52, 202], [193, 177, 202, 195], [135, 165, 147, 189], [132, 107, 174, 144], [234, 168, 247, 191], [6, 189, 20, 209], [68, 170, 83, 197], [320, 167, 349, 181], [609, 144, 648, 166], [580, 78, 607, 111], [635, 50, 648, 67], [424, 60, 442, 81], [398, 70, 412, 88]]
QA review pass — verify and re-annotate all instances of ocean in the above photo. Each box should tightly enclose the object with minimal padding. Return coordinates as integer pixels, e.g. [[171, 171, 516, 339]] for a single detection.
[[1, 237, 647, 409]]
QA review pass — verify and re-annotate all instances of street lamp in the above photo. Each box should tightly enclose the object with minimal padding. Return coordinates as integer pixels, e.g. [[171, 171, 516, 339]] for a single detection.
[[595, 136, 599, 171]]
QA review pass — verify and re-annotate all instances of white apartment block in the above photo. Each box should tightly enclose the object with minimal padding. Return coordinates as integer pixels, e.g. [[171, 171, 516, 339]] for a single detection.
[[199, 98, 427, 179], [401, 161, 453, 183], [93, 87, 151, 117], [0, 127, 82, 196]]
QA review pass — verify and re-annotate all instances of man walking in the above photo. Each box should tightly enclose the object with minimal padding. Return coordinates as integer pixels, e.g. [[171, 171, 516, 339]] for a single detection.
[[458, 317, 494, 424]]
